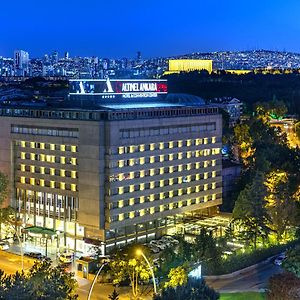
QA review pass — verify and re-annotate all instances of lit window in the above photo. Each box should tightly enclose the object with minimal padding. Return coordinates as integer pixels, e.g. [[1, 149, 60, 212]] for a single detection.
[[129, 198, 135, 205], [71, 184, 77, 191], [169, 178, 173, 186], [212, 160, 216, 167], [129, 212, 135, 219], [178, 177, 183, 184], [150, 143, 155, 151], [140, 183, 145, 191], [50, 168, 55, 176], [204, 172, 208, 179], [169, 154, 173, 161], [118, 147, 124, 154], [30, 178, 35, 185], [187, 163, 192, 171], [150, 181, 155, 189], [169, 166, 174, 173], [118, 160, 124, 168], [119, 214, 124, 221], [71, 145, 77, 152], [30, 142, 35, 148], [60, 157, 66, 164], [212, 182, 216, 189], [159, 142, 164, 150], [71, 158, 77, 165], [40, 167, 45, 174], [21, 152, 26, 160], [40, 143, 45, 150], [20, 164, 25, 172], [60, 170, 65, 177], [196, 162, 200, 169], [129, 172, 134, 179], [160, 205, 164, 212], [178, 165, 183, 172], [20, 176, 25, 184], [140, 170, 145, 178], [150, 207, 155, 214], [139, 157, 145, 165], [178, 189, 183, 196], [178, 153, 183, 160], [20, 141, 26, 147], [204, 184, 208, 191], [159, 155, 164, 162], [169, 191, 173, 198], [129, 146, 135, 153], [60, 145, 66, 151], [196, 174, 200, 180], [140, 209, 145, 216], [212, 194, 216, 200], [178, 140, 183, 148], [71, 171, 77, 178], [139, 144, 145, 152], [118, 187, 124, 195], [129, 185, 134, 193], [30, 166, 35, 173], [50, 144, 55, 151], [178, 201, 182, 208], [149, 194, 155, 201], [212, 137, 216, 144], [159, 192, 164, 200], [40, 179, 45, 187], [187, 151, 191, 159], [160, 180, 164, 187], [187, 187, 191, 194], [169, 141, 174, 149], [30, 153, 35, 160], [186, 139, 192, 147], [60, 182, 65, 190], [212, 171, 216, 178], [118, 200, 124, 208], [129, 159, 134, 166], [150, 169, 155, 176], [139, 196, 145, 204], [204, 138, 208, 145], [204, 195, 208, 202], [149, 156, 155, 163], [50, 181, 55, 188]]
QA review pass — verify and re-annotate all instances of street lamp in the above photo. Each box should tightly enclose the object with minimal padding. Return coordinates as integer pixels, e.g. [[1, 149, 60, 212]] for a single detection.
[[136, 249, 157, 295], [87, 262, 107, 300]]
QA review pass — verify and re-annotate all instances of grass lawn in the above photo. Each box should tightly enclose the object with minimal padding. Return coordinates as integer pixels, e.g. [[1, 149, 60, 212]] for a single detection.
[[220, 292, 266, 300]]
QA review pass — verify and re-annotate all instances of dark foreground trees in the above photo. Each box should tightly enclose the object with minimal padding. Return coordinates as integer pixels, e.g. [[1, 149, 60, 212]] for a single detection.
[[0, 260, 78, 300], [153, 278, 219, 300]]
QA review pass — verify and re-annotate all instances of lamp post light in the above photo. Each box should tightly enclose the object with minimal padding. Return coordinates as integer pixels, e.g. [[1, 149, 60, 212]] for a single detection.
[[87, 262, 107, 300], [136, 249, 157, 295]]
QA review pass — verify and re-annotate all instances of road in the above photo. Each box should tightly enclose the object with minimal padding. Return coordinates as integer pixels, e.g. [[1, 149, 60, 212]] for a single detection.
[[0, 250, 34, 274], [206, 260, 282, 292]]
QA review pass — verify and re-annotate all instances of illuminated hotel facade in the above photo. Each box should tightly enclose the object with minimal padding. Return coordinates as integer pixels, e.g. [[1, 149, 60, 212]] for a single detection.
[[0, 79, 222, 254]]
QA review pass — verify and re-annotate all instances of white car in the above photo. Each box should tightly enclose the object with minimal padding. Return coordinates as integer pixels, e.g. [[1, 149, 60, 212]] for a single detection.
[[161, 236, 179, 245], [59, 252, 74, 264], [0, 241, 9, 250], [274, 254, 286, 266]]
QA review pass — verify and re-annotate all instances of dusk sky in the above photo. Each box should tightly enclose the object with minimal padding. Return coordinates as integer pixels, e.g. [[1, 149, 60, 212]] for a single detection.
[[1, 0, 300, 58]]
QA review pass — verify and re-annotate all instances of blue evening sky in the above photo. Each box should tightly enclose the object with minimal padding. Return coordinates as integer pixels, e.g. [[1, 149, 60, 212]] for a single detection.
[[1, 0, 300, 58]]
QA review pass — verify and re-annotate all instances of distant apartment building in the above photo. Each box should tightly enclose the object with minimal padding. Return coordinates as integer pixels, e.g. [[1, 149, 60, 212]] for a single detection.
[[0, 79, 222, 255], [14, 50, 30, 77], [165, 59, 213, 75]]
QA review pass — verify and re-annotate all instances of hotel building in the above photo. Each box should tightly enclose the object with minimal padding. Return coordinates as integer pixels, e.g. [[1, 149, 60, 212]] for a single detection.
[[0, 79, 222, 254]]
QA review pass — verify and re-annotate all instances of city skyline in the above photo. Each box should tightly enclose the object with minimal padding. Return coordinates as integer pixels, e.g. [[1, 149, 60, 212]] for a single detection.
[[1, 0, 300, 58]]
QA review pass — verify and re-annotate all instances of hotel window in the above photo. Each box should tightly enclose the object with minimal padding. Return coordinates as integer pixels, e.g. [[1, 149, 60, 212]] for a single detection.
[[140, 209, 145, 216], [71, 184, 77, 192], [119, 214, 124, 221], [196, 174, 200, 180], [50, 168, 55, 176], [150, 143, 155, 151], [40, 179, 45, 187], [50, 181, 55, 188], [169, 191, 173, 198], [169, 178, 174, 186], [160, 205, 164, 212], [195, 186, 200, 193], [159, 155, 164, 162], [213, 148, 220, 155], [71, 171, 77, 178], [139, 144, 145, 152], [178, 189, 183, 196], [212, 137, 216, 144], [139, 157, 145, 165], [30, 178, 35, 185], [149, 156, 155, 163], [159, 180, 164, 188], [60, 182, 66, 190], [204, 195, 208, 202], [118, 200, 124, 208], [204, 184, 208, 191], [150, 169, 155, 176], [140, 170, 145, 178], [212, 160, 216, 167], [212, 194, 216, 200], [118, 147, 124, 154], [212, 182, 216, 189], [187, 187, 192, 194], [150, 207, 155, 214], [169, 154, 174, 161], [178, 152, 183, 160], [30, 142, 35, 148], [139, 196, 145, 204], [40, 143, 45, 149], [204, 172, 208, 179], [169, 141, 174, 149], [169, 166, 174, 173], [60, 157, 66, 164], [71, 158, 77, 165], [159, 167, 164, 175], [178, 140, 183, 148], [20, 176, 25, 184], [129, 198, 135, 205], [50, 144, 55, 151], [150, 181, 155, 189], [60, 145, 66, 151], [30, 153, 35, 160], [178, 165, 183, 172], [187, 151, 192, 159], [46, 155, 54, 163], [204, 161, 208, 168], [20, 164, 25, 172], [169, 203, 173, 210], [186, 163, 192, 171], [186, 139, 192, 147], [118, 187, 124, 195], [212, 171, 216, 178], [159, 142, 164, 150], [129, 211, 135, 219], [71, 145, 77, 153], [30, 166, 35, 173], [118, 160, 124, 168], [129, 185, 134, 193], [20, 141, 26, 147], [60, 169, 65, 177]]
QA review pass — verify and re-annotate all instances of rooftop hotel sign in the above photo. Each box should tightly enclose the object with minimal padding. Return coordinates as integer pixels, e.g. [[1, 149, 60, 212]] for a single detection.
[[69, 78, 168, 99]]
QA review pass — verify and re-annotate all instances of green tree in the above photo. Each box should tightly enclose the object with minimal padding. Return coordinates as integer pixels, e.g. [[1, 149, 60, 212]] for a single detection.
[[154, 278, 219, 300], [233, 172, 270, 248], [109, 245, 152, 299], [164, 266, 188, 288], [282, 246, 300, 278], [0, 260, 78, 299]]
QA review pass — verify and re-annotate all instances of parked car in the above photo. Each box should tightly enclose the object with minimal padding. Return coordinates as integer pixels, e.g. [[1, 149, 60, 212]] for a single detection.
[[0, 241, 9, 251], [274, 254, 286, 266], [149, 245, 160, 254], [24, 252, 43, 259], [59, 252, 74, 264], [161, 235, 179, 245]]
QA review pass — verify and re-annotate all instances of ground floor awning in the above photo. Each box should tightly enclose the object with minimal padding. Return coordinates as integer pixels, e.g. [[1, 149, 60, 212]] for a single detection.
[[24, 226, 57, 237]]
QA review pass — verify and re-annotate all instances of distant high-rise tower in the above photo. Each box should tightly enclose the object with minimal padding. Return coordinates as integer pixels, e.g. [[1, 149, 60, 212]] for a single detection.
[[14, 50, 29, 76], [65, 52, 69, 60], [52, 51, 59, 64], [137, 51, 142, 63]]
